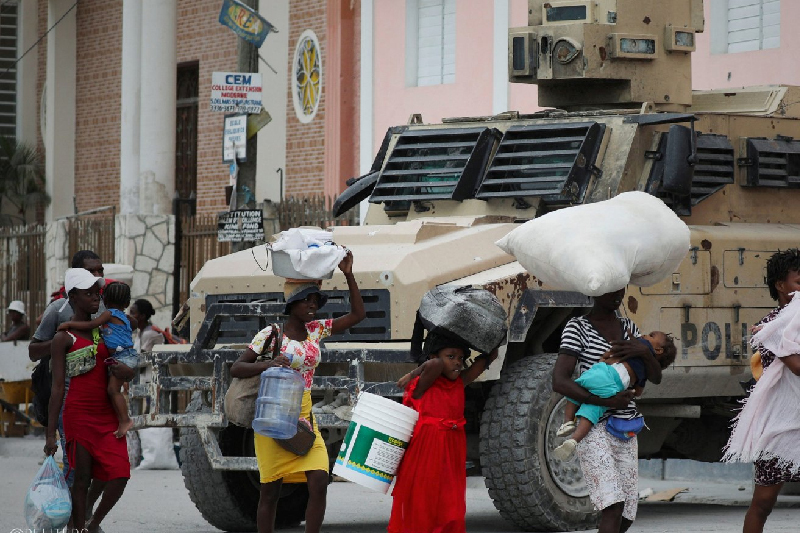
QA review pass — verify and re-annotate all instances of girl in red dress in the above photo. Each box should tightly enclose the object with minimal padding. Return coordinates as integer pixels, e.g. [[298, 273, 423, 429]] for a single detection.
[[389, 334, 498, 533]]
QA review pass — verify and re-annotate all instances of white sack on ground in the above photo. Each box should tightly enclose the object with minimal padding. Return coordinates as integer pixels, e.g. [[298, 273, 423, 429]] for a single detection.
[[137, 427, 179, 470], [495, 191, 690, 296], [270, 228, 347, 279]]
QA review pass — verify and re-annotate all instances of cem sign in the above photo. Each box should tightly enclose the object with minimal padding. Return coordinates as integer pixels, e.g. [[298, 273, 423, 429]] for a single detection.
[[211, 72, 263, 114], [218, 210, 265, 243]]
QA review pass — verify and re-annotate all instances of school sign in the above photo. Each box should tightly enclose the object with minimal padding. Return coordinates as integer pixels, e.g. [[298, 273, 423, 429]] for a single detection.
[[218, 0, 274, 47], [210, 72, 263, 114]]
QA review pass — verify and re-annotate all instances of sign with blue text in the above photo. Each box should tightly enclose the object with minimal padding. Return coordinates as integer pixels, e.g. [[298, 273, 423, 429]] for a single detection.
[[218, 0, 275, 47], [211, 72, 263, 114]]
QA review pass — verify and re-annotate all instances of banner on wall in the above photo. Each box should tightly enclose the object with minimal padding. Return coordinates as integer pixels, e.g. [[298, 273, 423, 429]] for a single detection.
[[218, 0, 276, 47]]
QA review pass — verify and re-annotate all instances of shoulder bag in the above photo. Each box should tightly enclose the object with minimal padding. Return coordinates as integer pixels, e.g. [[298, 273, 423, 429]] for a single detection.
[[65, 328, 100, 378], [225, 324, 281, 427]]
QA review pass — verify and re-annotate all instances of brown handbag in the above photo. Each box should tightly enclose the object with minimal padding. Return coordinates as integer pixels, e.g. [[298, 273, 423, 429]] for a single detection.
[[224, 324, 282, 427], [275, 413, 316, 456]]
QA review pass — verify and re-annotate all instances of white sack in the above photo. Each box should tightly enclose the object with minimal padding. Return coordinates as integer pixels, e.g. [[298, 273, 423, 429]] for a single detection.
[[752, 291, 800, 357], [137, 427, 179, 470], [495, 192, 690, 296], [270, 228, 347, 279]]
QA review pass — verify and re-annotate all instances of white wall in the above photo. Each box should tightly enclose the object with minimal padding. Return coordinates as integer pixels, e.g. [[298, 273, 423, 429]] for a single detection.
[[256, 1, 289, 202]]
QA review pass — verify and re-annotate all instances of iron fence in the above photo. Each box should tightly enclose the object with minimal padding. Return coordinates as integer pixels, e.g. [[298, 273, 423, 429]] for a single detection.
[[0, 224, 47, 329]]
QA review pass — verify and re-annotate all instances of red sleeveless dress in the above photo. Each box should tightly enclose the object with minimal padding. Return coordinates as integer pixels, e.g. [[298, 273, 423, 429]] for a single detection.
[[62, 334, 130, 481], [388, 376, 467, 533]]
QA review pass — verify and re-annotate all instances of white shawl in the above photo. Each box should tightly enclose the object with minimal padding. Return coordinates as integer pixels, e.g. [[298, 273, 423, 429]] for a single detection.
[[723, 292, 800, 473]]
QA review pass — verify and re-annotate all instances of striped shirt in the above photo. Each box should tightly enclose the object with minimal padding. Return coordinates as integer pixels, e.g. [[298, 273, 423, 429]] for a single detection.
[[559, 315, 641, 420]]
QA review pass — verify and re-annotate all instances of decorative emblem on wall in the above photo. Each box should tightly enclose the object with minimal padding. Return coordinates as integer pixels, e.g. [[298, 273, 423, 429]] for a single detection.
[[291, 30, 322, 123]]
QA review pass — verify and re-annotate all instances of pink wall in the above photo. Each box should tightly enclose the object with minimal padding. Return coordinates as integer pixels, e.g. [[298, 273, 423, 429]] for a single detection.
[[372, 0, 798, 154], [692, 1, 800, 90], [373, 1, 496, 150]]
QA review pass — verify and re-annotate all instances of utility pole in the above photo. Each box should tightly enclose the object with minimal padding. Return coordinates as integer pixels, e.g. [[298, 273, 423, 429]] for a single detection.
[[233, 0, 259, 252]]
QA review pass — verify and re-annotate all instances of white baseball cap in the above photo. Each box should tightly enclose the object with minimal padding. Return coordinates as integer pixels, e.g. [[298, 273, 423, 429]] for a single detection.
[[64, 268, 105, 293], [7, 300, 25, 315]]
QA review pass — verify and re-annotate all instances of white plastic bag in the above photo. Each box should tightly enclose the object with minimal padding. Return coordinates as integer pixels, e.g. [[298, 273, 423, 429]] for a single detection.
[[495, 192, 690, 296], [270, 228, 347, 279], [25, 455, 72, 530], [137, 428, 179, 470]]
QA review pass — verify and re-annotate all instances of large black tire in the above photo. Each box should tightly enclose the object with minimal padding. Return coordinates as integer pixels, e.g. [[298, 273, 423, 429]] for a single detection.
[[180, 397, 309, 531], [480, 354, 598, 532]]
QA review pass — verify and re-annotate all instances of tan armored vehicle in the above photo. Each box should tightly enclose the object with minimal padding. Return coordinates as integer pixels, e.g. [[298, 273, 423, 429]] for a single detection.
[[132, 1, 800, 530]]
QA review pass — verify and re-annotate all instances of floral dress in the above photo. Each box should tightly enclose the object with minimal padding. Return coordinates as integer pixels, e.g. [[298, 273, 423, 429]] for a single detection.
[[249, 319, 333, 483]]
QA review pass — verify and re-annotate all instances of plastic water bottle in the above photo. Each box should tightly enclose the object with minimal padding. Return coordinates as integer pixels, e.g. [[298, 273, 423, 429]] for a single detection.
[[251, 367, 305, 439]]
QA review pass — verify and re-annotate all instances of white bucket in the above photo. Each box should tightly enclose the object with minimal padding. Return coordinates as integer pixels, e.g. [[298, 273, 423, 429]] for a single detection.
[[332, 392, 418, 493]]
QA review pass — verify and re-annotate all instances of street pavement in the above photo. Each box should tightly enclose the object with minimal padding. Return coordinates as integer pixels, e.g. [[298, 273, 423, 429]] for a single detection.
[[2, 436, 799, 533]]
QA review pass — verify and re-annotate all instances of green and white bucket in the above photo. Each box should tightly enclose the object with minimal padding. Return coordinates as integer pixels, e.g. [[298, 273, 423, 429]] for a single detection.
[[332, 392, 418, 493]]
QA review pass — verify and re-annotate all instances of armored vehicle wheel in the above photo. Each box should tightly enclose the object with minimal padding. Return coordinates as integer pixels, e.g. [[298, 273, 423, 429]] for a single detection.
[[180, 397, 309, 531], [480, 354, 598, 531]]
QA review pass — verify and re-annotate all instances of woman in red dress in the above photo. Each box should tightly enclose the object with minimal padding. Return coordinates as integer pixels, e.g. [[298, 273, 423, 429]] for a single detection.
[[45, 268, 134, 533], [389, 334, 498, 533]]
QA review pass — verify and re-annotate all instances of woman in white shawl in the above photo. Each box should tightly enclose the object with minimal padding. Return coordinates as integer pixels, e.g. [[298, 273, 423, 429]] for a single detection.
[[723, 249, 800, 533]]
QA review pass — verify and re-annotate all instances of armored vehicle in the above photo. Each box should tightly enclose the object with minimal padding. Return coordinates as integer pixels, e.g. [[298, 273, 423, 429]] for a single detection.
[[132, 1, 800, 530]]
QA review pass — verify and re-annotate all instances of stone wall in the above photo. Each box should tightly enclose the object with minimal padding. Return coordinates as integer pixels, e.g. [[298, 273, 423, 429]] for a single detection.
[[115, 214, 176, 329]]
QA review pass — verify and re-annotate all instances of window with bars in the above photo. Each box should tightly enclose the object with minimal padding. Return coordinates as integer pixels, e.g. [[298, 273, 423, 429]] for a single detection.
[[0, 2, 17, 139], [726, 0, 780, 53], [406, 0, 455, 87]]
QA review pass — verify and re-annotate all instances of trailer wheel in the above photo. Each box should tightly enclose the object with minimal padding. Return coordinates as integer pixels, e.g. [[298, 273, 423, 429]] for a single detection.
[[479, 354, 598, 531], [180, 397, 309, 531]]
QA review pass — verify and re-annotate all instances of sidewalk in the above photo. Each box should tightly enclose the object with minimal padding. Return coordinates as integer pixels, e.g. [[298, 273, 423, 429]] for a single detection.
[[638, 477, 800, 508]]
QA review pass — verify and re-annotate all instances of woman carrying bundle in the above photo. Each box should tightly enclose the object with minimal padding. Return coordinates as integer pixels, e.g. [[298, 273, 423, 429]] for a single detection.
[[230, 251, 365, 533]]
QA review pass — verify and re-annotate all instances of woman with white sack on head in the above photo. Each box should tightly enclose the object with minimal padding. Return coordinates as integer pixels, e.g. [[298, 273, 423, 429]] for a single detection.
[[722, 249, 800, 533], [497, 192, 689, 533]]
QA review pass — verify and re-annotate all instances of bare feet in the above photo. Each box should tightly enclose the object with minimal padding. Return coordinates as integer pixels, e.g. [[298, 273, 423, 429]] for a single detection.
[[114, 418, 134, 438]]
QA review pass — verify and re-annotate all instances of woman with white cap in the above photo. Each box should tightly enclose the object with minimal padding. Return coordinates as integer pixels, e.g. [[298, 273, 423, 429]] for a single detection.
[[2, 300, 29, 341], [44, 268, 133, 533], [231, 250, 365, 533]]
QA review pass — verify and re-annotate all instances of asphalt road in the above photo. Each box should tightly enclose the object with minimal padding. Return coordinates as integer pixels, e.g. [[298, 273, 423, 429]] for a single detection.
[[2, 436, 798, 533]]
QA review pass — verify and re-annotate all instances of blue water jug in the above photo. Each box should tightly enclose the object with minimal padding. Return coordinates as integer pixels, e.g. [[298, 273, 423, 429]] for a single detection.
[[251, 366, 305, 439]]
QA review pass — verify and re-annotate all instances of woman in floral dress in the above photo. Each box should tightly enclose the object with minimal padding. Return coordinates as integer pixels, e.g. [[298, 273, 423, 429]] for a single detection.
[[231, 251, 365, 533]]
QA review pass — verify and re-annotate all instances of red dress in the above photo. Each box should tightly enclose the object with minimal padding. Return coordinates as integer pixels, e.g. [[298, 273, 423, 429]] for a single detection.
[[388, 376, 467, 533], [63, 334, 130, 481]]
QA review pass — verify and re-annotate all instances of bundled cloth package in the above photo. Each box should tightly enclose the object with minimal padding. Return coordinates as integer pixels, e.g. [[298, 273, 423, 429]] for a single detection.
[[723, 292, 800, 473], [495, 191, 691, 296], [269, 228, 347, 280]]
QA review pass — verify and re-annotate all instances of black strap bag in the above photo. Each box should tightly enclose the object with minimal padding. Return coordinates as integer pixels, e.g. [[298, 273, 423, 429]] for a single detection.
[[31, 355, 52, 427]]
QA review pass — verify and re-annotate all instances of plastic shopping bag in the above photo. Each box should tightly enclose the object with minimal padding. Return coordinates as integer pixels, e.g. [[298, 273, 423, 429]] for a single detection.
[[24, 455, 72, 530]]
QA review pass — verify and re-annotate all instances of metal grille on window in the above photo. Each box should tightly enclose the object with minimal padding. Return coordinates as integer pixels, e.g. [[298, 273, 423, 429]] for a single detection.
[[368, 127, 500, 210], [476, 122, 606, 206], [0, 3, 17, 139], [648, 133, 735, 216], [205, 290, 392, 346], [741, 136, 800, 188]]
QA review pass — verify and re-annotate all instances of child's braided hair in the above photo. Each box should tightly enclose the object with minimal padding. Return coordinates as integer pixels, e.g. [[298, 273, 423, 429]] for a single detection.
[[102, 281, 131, 309], [766, 248, 800, 301]]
